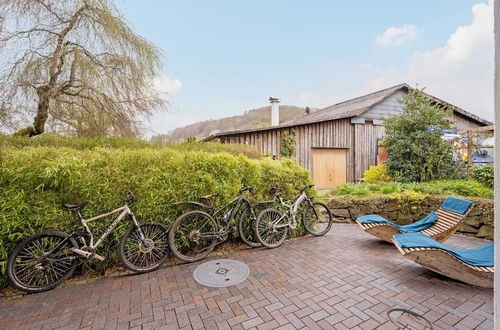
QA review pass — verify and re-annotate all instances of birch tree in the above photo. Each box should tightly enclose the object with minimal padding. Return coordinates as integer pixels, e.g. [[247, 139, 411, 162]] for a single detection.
[[0, 0, 165, 137]]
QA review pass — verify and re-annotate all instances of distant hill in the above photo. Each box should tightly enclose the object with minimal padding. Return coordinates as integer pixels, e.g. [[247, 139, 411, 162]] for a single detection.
[[154, 105, 314, 142]]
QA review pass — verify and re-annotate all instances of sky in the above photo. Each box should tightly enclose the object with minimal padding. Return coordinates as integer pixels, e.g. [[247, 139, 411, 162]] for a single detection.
[[116, 0, 494, 135]]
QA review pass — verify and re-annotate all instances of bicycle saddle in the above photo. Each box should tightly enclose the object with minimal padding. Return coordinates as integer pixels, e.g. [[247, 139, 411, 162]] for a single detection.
[[63, 203, 85, 211]]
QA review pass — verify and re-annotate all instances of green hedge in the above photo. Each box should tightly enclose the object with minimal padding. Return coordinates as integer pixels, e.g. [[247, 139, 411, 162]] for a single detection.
[[0, 134, 263, 159], [0, 146, 311, 282]]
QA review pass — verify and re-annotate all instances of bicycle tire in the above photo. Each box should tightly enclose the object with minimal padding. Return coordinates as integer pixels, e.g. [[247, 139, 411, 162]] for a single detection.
[[119, 222, 170, 273], [237, 205, 262, 248], [254, 208, 288, 248], [302, 201, 333, 236], [168, 211, 219, 263], [7, 231, 78, 293]]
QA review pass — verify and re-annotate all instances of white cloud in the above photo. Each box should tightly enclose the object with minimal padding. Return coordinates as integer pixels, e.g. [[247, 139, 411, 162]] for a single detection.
[[143, 75, 185, 136], [375, 24, 420, 46], [366, 0, 493, 121], [146, 111, 203, 136], [152, 75, 183, 96]]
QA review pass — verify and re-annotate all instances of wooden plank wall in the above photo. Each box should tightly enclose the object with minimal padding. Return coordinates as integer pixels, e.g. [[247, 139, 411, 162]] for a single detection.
[[452, 113, 482, 131], [214, 111, 486, 183], [215, 118, 355, 182], [353, 122, 386, 180], [295, 119, 354, 182]]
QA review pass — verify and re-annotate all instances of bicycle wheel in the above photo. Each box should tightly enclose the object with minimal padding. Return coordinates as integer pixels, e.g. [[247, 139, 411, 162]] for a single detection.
[[302, 201, 333, 236], [120, 223, 170, 273], [237, 205, 262, 248], [7, 231, 78, 293], [168, 211, 218, 262], [255, 208, 288, 248]]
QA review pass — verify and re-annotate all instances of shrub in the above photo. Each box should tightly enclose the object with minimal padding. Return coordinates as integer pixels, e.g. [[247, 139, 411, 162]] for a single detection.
[[363, 164, 392, 183], [0, 134, 264, 159], [471, 166, 494, 188], [0, 147, 311, 282], [384, 88, 459, 182], [280, 129, 296, 158], [332, 179, 492, 199]]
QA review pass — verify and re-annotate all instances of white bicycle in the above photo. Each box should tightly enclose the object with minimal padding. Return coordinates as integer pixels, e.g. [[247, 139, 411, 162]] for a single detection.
[[254, 185, 333, 248]]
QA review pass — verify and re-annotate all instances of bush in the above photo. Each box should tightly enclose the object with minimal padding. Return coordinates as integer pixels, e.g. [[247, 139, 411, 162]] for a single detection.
[[363, 164, 392, 183], [0, 146, 311, 282], [384, 88, 458, 182], [332, 179, 493, 199], [471, 166, 494, 188], [0, 134, 263, 159]]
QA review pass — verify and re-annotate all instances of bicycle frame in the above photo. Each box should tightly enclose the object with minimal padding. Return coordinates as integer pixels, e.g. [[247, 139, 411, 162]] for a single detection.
[[212, 194, 249, 231], [71, 205, 142, 260], [274, 191, 310, 229]]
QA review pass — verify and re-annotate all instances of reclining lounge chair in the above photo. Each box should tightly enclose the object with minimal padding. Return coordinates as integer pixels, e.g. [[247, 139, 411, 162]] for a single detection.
[[392, 232, 494, 288], [356, 197, 474, 243]]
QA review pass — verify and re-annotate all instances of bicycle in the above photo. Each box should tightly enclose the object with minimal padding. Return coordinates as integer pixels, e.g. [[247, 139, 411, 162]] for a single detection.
[[237, 187, 282, 247], [168, 187, 275, 262], [7, 191, 170, 293], [254, 184, 333, 248]]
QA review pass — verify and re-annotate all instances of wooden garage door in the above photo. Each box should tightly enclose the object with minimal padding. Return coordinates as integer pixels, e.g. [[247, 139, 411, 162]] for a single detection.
[[312, 148, 347, 188]]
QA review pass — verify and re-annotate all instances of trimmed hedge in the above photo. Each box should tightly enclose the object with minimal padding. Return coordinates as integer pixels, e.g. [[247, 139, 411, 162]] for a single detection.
[[0, 134, 263, 159], [0, 146, 311, 282]]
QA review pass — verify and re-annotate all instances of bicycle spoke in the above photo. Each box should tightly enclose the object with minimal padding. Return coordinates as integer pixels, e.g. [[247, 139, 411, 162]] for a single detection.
[[170, 212, 218, 262], [9, 233, 77, 292], [121, 223, 170, 272]]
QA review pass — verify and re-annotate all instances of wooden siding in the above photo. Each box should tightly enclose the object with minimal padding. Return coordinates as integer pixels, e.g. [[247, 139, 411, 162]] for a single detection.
[[356, 90, 407, 121], [295, 119, 353, 181], [353, 122, 386, 180], [215, 118, 354, 182], [452, 113, 482, 131], [212, 99, 486, 185]]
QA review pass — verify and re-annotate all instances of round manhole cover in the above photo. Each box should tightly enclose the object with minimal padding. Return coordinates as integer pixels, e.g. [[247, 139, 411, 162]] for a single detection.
[[193, 259, 250, 287]]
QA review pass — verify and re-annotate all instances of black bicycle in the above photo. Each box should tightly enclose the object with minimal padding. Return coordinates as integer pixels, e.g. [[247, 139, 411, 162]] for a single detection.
[[7, 192, 170, 293], [255, 185, 333, 248], [168, 187, 278, 262]]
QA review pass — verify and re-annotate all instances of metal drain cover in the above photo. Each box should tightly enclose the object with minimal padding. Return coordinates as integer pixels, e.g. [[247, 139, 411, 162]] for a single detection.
[[193, 259, 250, 287]]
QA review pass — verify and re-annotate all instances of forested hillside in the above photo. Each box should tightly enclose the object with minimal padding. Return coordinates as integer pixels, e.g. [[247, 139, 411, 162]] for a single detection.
[[154, 105, 313, 142]]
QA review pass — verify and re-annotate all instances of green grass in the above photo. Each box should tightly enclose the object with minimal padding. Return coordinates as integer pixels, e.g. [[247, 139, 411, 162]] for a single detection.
[[332, 179, 493, 199]]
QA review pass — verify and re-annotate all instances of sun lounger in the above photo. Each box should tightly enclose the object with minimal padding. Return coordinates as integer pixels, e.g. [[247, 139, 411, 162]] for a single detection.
[[392, 232, 493, 288], [356, 197, 474, 243]]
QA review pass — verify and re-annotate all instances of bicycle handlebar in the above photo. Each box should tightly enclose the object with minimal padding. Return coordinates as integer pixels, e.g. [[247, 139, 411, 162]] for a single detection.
[[239, 187, 254, 194], [270, 187, 282, 194], [301, 184, 314, 192], [125, 191, 137, 204]]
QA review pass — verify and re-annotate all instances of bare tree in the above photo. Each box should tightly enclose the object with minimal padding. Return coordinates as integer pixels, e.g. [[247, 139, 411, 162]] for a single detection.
[[0, 0, 165, 137]]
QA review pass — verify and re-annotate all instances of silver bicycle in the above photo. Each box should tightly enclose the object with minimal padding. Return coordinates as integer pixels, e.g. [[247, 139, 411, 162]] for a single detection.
[[7, 191, 170, 293], [254, 185, 333, 248]]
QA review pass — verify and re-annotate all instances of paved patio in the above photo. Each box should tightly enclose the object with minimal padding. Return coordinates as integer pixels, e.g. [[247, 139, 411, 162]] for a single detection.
[[0, 224, 493, 330]]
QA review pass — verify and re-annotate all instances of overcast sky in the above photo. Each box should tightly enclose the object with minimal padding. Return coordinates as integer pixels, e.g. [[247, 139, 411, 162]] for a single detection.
[[117, 0, 494, 135]]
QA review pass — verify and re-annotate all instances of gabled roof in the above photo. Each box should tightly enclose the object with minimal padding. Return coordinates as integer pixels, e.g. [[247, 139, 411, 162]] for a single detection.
[[282, 83, 407, 127], [204, 83, 492, 140]]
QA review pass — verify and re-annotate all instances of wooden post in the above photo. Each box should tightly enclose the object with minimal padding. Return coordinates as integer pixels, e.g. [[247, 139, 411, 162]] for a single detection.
[[467, 129, 473, 180]]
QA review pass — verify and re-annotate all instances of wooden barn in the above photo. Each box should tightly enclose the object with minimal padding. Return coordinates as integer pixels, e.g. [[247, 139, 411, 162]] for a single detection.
[[204, 84, 492, 188]]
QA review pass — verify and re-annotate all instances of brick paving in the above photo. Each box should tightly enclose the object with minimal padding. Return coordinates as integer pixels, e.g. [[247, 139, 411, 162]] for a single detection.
[[0, 224, 493, 329]]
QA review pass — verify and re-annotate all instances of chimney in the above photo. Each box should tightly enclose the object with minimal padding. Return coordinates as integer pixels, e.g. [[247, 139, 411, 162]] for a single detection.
[[269, 97, 280, 126]]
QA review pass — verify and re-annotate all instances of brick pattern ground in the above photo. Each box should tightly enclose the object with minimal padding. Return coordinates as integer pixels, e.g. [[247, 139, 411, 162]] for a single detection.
[[0, 224, 493, 329]]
